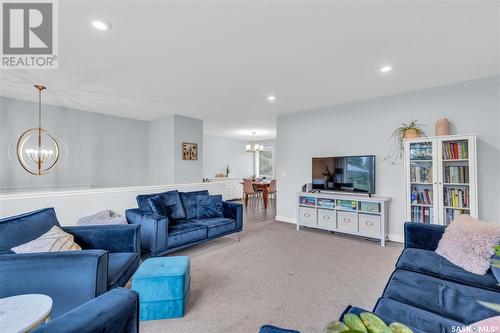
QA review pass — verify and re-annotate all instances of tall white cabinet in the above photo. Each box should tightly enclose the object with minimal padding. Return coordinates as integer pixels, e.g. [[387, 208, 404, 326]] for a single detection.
[[404, 134, 478, 226]]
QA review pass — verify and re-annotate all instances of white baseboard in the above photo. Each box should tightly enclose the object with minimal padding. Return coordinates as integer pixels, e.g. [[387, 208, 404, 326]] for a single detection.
[[388, 234, 404, 243], [275, 216, 404, 244], [275, 216, 296, 224]]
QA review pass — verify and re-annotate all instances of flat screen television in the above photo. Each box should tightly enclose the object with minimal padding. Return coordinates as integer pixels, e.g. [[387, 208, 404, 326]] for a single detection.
[[312, 155, 375, 194]]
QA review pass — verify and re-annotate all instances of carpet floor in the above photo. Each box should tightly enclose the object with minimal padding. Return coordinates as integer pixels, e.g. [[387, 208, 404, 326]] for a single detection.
[[140, 200, 402, 333]]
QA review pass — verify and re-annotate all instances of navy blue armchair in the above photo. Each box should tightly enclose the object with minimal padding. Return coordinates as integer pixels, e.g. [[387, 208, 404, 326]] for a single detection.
[[33, 288, 139, 333], [0, 208, 141, 318], [126, 190, 243, 257]]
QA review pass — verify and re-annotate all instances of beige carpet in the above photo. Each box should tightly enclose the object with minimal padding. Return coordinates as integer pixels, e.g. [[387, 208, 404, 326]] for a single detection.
[[140, 202, 402, 333]]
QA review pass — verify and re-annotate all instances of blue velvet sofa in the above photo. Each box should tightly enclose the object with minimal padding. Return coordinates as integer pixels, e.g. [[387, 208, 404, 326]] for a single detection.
[[341, 222, 500, 333], [263, 222, 500, 333], [0, 208, 141, 318], [126, 190, 243, 257], [33, 288, 139, 333]]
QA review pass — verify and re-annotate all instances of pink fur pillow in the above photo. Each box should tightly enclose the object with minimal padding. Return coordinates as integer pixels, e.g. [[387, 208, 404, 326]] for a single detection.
[[436, 214, 500, 275]]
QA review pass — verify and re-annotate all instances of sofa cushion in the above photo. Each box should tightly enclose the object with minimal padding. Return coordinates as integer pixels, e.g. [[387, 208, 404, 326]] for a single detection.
[[136, 193, 157, 213], [179, 190, 209, 220], [383, 270, 499, 324], [160, 190, 186, 220], [196, 195, 224, 219], [192, 218, 236, 238], [168, 222, 208, 248], [148, 195, 168, 217], [0, 207, 60, 253], [397, 248, 499, 291], [373, 297, 464, 333], [108, 253, 140, 289]]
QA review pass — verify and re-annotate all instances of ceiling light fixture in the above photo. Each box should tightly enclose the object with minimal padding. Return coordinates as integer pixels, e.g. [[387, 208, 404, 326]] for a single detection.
[[267, 95, 276, 103], [91, 20, 111, 31], [380, 65, 392, 73], [246, 132, 263, 153]]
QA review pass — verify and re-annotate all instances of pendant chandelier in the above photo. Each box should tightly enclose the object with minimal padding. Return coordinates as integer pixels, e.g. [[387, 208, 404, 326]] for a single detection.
[[246, 132, 263, 153], [16, 85, 60, 175]]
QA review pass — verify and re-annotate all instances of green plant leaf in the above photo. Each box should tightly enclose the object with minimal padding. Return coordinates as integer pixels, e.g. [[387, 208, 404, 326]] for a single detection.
[[478, 301, 500, 313]]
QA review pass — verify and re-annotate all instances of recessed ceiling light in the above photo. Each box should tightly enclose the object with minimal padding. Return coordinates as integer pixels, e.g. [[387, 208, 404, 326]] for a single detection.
[[91, 20, 111, 31], [380, 65, 392, 73], [267, 95, 276, 103]]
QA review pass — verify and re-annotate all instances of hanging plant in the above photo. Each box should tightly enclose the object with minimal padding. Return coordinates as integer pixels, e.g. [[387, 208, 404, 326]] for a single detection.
[[384, 119, 425, 165]]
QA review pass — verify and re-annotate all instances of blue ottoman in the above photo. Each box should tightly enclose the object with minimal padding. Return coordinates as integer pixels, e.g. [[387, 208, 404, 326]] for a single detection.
[[131, 256, 190, 320]]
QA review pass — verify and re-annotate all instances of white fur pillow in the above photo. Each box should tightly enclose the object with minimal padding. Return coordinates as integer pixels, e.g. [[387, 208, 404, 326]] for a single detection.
[[436, 214, 500, 275], [11, 225, 82, 254]]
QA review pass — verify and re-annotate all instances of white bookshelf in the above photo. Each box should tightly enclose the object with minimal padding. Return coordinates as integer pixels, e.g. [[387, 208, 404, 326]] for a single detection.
[[296, 192, 390, 246], [403, 133, 478, 226]]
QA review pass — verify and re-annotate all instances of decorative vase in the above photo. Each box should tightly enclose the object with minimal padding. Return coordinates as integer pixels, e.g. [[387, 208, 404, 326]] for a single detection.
[[435, 118, 450, 136], [403, 129, 419, 139]]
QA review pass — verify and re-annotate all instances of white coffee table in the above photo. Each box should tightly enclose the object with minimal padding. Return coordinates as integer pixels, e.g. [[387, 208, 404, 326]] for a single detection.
[[0, 294, 52, 333]]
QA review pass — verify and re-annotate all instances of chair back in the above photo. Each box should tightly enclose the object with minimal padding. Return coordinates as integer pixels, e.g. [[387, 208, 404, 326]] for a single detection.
[[243, 179, 255, 194], [269, 179, 277, 193]]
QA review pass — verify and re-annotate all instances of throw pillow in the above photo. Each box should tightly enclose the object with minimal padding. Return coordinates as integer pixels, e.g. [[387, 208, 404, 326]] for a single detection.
[[160, 190, 186, 220], [436, 214, 500, 275], [77, 210, 127, 225], [11, 225, 82, 254], [197, 194, 224, 219], [180, 190, 209, 220], [147, 195, 168, 217]]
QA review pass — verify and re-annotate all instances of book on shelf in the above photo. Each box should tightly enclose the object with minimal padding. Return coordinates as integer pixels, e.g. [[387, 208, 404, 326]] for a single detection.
[[445, 208, 466, 225], [411, 206, 433, 224], [444, 166, 469, 183], [443, 142, 468, 160], [410, 166, 432, 183], [443, 187, 469, 208], [410, 187, 433, 205]]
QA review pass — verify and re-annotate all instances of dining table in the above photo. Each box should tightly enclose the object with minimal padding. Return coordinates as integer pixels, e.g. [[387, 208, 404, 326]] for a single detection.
[[241, 181, 271, 209]]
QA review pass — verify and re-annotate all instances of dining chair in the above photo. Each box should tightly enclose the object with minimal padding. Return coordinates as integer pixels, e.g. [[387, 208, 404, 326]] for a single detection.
[[243, 179, 257, 207], [268, 179, 277, 199]]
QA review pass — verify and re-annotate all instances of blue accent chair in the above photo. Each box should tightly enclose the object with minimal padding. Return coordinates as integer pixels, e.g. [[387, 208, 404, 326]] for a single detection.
[[33, 288, 139, 333], [0, 208, 141, 318], [126, 190, 243, 257], [341, 222, 500, 333]]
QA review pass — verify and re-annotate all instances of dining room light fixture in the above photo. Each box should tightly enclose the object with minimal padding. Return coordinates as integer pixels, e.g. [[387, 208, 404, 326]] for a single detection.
[[91, 20, 111, 31], [267, 95, 276, 103], [16, 85, 60, 175], [380, 65, 392, 73], [246, 132, 263, 152]]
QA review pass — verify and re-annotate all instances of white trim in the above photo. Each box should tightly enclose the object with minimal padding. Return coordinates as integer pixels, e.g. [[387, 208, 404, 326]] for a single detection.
[[275, 216, 296, 223], [388, 234, 404, 243]]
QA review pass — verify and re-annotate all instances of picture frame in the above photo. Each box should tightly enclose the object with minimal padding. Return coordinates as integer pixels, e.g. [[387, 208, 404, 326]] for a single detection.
[[182, 142, 198, 160]]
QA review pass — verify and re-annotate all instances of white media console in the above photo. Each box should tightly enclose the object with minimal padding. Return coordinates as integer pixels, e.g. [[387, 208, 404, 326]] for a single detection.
[[296, 191, 390, 246]]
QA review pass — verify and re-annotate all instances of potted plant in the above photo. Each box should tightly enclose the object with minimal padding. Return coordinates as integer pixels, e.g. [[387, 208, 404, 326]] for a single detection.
[[224, 165, 231, 178], [385, 119, 425, 164]]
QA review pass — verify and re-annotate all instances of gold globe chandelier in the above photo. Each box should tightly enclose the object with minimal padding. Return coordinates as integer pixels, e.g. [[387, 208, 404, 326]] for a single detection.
[[16, 85, 60, 175]]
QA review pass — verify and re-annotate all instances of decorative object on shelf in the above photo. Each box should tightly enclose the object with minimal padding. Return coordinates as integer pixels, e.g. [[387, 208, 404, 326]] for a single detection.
[[16, 85, 60, 175], [224, 165, 231, 178], [182, 142, 198, 160], [435, 118, 450, 136], [245, 132, 263, 152], [385, 119, 425, 164]]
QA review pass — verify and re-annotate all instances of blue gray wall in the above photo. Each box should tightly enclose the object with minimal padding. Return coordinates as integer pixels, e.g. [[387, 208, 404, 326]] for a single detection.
[[276, 76, 500, 238], [0, 96, 150, 190], [203, 134, 254, 179]]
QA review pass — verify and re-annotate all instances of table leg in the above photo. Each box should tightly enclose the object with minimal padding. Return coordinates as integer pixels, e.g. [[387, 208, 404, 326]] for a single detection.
[[263, 187, 268, 209]]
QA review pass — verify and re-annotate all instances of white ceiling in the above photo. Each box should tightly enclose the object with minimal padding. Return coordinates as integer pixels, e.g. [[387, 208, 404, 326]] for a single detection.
[[1, 1, 499, 140]]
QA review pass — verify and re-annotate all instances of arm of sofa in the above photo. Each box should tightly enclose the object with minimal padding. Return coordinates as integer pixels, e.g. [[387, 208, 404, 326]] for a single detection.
[[223, 201, 243, 230], [63, 224, 140, 254], [125, 209, 168, 256], [404, 222, 445, 251], [33, 287, 139, 333], [0, 250, 108, 317]]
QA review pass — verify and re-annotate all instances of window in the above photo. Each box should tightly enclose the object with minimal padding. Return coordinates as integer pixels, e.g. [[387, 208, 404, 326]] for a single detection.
[[257, 146, 274, 178]]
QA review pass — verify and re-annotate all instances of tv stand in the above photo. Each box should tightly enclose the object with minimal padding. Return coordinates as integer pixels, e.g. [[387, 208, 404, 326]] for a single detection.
[[296, 192, 390, 246]]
